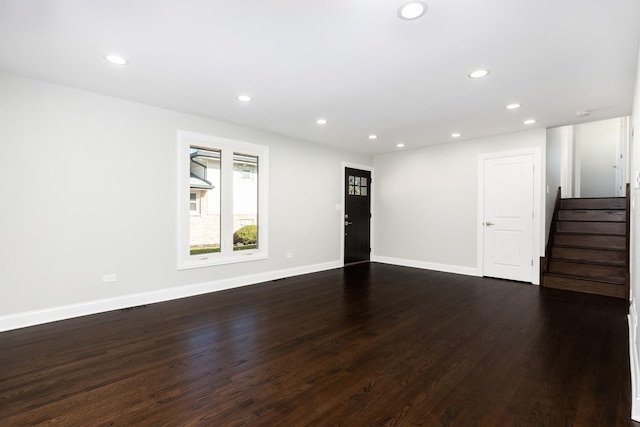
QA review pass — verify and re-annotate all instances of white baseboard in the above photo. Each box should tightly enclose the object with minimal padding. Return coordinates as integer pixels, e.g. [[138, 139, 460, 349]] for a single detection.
[[0, 260, 342, 332], [372, 255, 481, 277], [630, 301, 640, 421]]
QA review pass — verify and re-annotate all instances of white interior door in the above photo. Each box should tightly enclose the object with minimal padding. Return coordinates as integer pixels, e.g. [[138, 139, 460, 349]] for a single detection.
[[483, 153, 534, 282]]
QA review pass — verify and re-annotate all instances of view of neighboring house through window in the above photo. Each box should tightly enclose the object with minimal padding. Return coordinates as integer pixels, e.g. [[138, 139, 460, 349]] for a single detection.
[[189, 147, 221, 254], [178, 131, 268, 269], [233, 153, 258, 251]]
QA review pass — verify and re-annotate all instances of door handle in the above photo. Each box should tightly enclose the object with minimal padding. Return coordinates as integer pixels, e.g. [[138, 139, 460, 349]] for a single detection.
[[345, 221, 353, 225], [485, 221, 495, 226]]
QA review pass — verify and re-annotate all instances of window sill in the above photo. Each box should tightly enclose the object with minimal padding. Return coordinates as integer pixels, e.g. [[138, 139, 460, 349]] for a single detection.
[[178, 251, 268, 270]]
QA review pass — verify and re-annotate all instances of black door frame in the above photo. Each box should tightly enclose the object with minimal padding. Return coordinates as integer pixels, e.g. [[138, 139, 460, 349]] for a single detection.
[[342, 163, 374, 265]]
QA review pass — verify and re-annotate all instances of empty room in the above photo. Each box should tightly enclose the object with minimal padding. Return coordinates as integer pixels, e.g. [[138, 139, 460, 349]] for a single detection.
[[2, 0, 640, 425]]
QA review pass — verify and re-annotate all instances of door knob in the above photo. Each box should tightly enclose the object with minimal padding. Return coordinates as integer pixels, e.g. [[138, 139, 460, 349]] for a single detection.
[[485, 221, 495, 226], [345, 221, 353, 225]]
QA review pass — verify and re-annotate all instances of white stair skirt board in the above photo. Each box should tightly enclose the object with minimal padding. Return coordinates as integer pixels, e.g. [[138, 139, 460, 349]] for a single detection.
[[629, 301, 640, 421]]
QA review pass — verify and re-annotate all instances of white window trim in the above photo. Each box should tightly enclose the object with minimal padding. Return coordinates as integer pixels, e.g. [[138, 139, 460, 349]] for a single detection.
[[178, 130, 269, 269]]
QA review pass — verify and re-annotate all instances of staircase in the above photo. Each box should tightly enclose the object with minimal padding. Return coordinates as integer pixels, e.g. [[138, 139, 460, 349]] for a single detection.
[[542, 186, 630, 299]]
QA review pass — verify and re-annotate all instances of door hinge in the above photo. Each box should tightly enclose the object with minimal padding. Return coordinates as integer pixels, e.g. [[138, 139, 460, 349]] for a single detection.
[[531, 259, 533, 266]]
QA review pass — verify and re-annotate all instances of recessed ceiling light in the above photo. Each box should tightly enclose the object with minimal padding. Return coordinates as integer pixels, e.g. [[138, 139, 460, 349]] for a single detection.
[[506, 103, 521, 110], [104, 54, 128, 65], [316, 119, 327, 125], [396, 143, 405, 148], [451, 133, 461, 138], [468, 69, 490, 79], [237, 95, 252, 102], [368, 135, 378, 140], [523, 119, 536, 125], [398, 1, 428, 20]]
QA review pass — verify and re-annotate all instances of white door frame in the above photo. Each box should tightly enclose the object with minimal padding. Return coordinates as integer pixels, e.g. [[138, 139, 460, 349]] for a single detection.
[[476, 148, 542, 285], [340, 162, 374, 266]]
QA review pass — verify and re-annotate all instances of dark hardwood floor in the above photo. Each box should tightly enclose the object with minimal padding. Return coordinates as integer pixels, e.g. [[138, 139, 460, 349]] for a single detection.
[[1, 263, 637, 426]]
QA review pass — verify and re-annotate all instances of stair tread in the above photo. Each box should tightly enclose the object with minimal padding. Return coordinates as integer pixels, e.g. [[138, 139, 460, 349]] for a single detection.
[[552, 244, 625, 252], [544, 272, 626, 285], [554, 231, 626, 237], [556, 219, 625, 223], [548, 257, 625, 267], [559, 209, 625, 212]]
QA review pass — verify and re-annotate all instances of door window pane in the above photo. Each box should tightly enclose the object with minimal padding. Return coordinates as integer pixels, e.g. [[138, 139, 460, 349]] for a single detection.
[[348, 174, 368, 197]]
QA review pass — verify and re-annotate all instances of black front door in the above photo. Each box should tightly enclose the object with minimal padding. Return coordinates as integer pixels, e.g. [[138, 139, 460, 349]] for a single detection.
[[344, 167, 371, 265]]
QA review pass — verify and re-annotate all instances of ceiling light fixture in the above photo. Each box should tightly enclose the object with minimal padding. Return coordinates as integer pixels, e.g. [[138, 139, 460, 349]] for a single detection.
[[506, 103, 521, 110], [316, 119, 327, 125], [104, 54, 128, 65], [523, 119, 536, 125], [398, 1, 428, 20], [468, 69, 490, 79], [451, 133, 461, 138], [396, 143, 405, 148], [237, 95, 252, 102], [368, 135, 378, 140]]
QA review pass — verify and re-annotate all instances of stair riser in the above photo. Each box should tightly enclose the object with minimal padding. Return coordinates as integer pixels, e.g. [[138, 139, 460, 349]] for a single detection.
[[548, 261, 626, 282], [558, 210, 625, 222], [560, 198, 625, 210], [543, 275, 627, 299], [550, 247, 625, 265], [554, 234, 625, 250], [556, 221, 625, 235]]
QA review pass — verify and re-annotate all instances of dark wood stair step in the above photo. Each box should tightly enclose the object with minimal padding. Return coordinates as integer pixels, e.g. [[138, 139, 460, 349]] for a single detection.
[[553, 233, 625, 250], [560, 197, 625, 210], [547, 260, 625, 282], [543, 273, 627, 299], [557, 209, 625, 222], [555, 220, 625, 235], [550, 246, 626, 266]]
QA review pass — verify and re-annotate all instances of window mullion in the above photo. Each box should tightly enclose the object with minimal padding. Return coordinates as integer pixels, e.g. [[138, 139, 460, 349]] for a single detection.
[[221, 148, 235, 255]]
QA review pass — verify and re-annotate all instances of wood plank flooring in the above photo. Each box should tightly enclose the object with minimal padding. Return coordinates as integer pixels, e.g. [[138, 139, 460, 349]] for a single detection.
[[0, 263, 636, 426]]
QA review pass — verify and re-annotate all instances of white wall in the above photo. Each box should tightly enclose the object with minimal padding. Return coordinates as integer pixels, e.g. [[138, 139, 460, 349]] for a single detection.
[[545, 127, 564, 246], [628, 42, 640, 422], [0, 72, 372, 330], [372, 129, 546, 275], [577, 118, 621, 197]]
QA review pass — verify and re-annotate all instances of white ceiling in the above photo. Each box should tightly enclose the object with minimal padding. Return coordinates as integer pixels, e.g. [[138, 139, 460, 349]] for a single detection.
[[1, 0, 639, 155]]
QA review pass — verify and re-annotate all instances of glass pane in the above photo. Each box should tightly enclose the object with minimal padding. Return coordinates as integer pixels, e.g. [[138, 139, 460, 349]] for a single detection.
[[189, 192, 199, 213], [354, 177, 360, 186], [354, 186, 361, 195], [349, 176, 354, 185], [189, 147, 221, 255], [233, 153, 258, 251], [349, 185, 355, 195], [361, 177, 367, 186], [361, 187, 367, 196]]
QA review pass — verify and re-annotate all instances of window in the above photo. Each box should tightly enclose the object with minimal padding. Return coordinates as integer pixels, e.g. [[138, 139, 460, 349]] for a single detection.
[[189, 192, 200, 214], [348, 175, 368, 196], [178, 131, 268, 269]]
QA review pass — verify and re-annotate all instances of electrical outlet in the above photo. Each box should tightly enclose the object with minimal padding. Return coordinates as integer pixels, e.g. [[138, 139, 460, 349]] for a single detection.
[[102, 273, 117, 283], [286, 252, 294, 259]]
